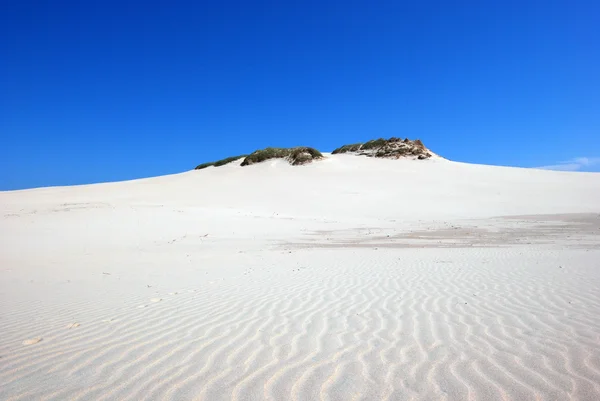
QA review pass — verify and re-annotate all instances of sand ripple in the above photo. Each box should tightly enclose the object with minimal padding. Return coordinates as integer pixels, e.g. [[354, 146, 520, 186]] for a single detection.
[[1, 246, 600, 400]]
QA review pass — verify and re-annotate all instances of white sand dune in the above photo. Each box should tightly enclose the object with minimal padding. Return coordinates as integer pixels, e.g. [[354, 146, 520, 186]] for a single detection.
[[1, 155, 600, 400]]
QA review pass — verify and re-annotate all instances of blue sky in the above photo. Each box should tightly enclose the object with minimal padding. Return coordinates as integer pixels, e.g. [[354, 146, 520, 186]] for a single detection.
[[1, 1, 599, 190]]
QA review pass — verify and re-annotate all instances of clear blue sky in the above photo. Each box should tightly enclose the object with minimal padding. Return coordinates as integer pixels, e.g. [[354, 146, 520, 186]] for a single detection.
[[2, 1, 599, 190]]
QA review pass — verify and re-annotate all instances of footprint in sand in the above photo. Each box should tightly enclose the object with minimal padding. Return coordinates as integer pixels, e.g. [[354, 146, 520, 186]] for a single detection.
[[22, 337, 42, 345], [67, 323, 80, 329], [102, 318, 116, 323]]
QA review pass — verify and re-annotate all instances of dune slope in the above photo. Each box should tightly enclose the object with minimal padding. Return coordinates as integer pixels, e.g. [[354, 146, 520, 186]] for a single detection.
[[1, 156, 600, 400]]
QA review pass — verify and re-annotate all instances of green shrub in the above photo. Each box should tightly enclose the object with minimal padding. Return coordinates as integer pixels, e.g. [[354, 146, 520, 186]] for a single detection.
[[195, 162, 214, 170], [195, 155, 247, 170], [241, 147, 323, 166], [332, 143, 362, 154], [361, 138, 387, 150], [332, 137, 432, 159], [288, 147, 323, 165], [213, 155, 248, 167], [241, 148, 288, 166], [332, 138, 388, 154]]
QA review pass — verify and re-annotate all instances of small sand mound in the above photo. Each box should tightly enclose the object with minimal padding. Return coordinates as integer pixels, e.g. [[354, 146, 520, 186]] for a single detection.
[[22, 337, 43, 346]]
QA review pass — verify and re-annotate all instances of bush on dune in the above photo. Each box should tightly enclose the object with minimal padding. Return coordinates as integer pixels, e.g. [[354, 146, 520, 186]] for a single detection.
[[331, 137, 433, 160], [241, 147, 323, 166], [194, 155, 247, 170]]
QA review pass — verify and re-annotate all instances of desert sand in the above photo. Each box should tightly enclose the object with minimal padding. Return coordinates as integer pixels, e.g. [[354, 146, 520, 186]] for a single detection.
[[1, 155, 600, 400]]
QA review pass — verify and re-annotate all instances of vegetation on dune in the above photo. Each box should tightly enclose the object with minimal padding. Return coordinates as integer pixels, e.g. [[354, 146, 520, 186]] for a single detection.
[[287, 147, 324, 165], [195, 137, 432, 170], [331, 143, 362, 154], [361, 138, 388, 150], [332, 137, 433, 159], [241, 147, 323, 166], [195, 155, 248, 170], [332, 138, 389, 154], [195, 147, 323, 170], [240, 147, 290, 165]]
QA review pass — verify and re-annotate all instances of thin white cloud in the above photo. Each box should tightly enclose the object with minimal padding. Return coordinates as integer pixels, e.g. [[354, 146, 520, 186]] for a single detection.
[[537, 157, 600, 171]]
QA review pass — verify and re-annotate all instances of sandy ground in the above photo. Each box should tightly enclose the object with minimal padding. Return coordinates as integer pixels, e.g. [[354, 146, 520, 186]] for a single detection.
[[1, 155, 600, 400]]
